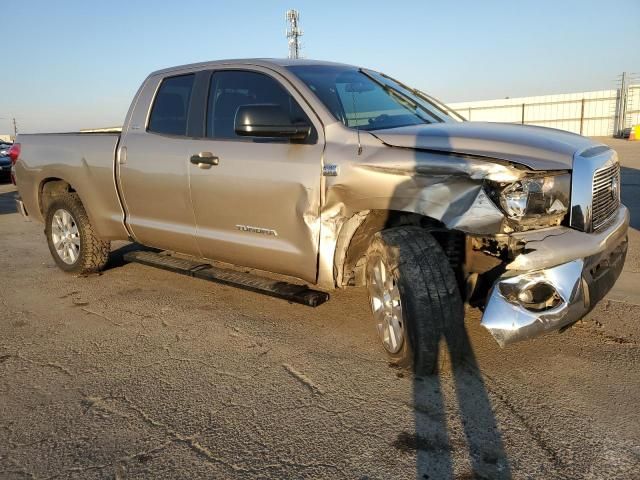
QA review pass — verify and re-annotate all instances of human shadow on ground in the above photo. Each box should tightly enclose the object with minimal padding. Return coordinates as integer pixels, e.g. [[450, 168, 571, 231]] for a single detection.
[[405, 321, 511, 479], [378, 127, 512, 479]]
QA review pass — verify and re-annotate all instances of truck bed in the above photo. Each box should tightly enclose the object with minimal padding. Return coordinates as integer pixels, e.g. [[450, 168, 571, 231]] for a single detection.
[[14, 132, 128, 240]]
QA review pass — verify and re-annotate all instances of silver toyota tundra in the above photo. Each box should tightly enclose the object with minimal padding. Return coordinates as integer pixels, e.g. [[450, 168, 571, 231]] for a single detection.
[[12, 59, 628, 373]]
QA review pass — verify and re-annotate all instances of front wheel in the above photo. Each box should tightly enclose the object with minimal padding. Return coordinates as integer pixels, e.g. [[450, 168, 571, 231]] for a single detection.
[[365, 226, 467, 375], [45, 193, 110, 274]]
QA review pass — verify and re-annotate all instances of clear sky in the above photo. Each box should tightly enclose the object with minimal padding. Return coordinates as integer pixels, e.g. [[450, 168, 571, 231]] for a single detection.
[[2, 0, 638, 133]]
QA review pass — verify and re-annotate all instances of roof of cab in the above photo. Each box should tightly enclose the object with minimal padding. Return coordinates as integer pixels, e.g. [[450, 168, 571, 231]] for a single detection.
[[149, 58, 355, 77]]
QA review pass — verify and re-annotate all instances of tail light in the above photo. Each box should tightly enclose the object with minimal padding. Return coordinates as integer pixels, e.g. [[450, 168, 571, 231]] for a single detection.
[[8, 143, 20, 165], [8, 143, 20, 185]]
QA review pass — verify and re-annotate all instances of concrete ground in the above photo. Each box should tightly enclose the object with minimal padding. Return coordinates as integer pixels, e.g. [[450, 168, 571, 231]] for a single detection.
[[1, 139, 639, 479]]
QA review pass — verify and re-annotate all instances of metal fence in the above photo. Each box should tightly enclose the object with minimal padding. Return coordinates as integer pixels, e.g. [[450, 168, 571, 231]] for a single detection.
[[448, 75, 640, 137]]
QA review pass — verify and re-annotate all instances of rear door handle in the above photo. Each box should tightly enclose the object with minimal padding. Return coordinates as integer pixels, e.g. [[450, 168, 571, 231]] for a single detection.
[[190, 152, 219, 168]]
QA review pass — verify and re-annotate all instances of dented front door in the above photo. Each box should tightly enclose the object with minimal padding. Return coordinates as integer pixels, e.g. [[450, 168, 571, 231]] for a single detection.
[[186, 68, 324, 283]]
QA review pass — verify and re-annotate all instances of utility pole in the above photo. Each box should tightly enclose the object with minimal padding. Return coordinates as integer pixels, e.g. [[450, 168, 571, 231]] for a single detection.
[[286, 10, 303, 59], [12, 117, 17, 138]]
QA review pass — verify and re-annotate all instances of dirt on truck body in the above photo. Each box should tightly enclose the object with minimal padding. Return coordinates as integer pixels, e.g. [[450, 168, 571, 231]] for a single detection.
[[12, 59, 628, 373]]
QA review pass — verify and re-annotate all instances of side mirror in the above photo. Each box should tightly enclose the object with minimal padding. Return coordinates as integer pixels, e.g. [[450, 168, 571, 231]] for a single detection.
[[234, 104, 310, 140]]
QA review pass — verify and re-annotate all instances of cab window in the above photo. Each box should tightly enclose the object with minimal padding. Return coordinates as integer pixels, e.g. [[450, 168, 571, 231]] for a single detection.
[[148, 74, 195, 136], [206, 70, 314, 141]]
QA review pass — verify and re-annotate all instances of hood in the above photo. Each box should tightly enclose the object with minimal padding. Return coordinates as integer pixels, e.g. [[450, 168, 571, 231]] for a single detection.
[[369, 122, 602, 171]]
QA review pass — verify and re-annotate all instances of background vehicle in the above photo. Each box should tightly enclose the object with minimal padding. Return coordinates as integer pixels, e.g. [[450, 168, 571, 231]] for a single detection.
[[0, 143, 12, 155], [12, 59, 629, 373], [0, 143, 12, 181]]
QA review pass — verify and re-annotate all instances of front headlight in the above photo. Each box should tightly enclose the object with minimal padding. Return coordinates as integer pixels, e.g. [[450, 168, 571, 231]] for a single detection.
[[490, 173, 570, 229]]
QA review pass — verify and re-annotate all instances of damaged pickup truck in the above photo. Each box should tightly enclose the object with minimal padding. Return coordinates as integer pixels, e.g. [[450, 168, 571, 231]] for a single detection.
[[13, 59, 628, 373]]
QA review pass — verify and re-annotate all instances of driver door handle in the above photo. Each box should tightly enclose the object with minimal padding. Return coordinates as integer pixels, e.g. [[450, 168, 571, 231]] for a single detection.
[[190, 152, 219, 169]]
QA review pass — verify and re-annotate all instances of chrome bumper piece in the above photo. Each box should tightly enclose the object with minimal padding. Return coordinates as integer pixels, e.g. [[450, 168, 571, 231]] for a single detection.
[[15, 197, 29, 219], [482, 205, 629, 347]]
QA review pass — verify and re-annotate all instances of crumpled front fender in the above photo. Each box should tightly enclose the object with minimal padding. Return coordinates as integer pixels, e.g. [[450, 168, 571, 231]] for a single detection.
[[316, 137, 526, 288]]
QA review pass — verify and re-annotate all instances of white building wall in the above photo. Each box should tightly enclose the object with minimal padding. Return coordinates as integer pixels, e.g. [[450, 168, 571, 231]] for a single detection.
[[448, 85, 640, 137]]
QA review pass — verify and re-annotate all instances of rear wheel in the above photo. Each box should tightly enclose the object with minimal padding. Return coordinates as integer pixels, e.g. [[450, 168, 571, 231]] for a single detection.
[[45, 193, 110, 274], [365, 226, 467, 375]]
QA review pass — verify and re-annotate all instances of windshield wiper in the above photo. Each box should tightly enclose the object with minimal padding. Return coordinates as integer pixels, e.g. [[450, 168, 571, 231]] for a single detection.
[[376, 71, 465, 122], [359, 69, 435, 124], [413, 89, 466, 122]]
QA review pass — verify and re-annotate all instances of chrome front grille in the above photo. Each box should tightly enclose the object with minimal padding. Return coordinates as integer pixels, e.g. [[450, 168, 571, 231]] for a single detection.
[[570, 146, 619, 233], [591, 162, 620, 231]]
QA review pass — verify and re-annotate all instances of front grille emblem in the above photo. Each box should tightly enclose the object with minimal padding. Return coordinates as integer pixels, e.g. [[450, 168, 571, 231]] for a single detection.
[[610, 177, 618, 201]]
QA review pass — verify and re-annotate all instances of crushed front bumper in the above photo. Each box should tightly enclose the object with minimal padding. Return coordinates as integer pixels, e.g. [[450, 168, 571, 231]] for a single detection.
[[481, 205, 629, 347]]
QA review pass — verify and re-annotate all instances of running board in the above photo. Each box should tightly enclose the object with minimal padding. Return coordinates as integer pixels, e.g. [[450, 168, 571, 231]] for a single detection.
[[123, 251, 329, 307]]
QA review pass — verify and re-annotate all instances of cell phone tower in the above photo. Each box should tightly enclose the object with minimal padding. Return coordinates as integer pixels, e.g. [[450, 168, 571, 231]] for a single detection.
[[286, 9, 303, 59]]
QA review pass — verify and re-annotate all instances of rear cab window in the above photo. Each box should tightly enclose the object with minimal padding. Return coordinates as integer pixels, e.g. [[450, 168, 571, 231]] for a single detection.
[[148, 74, 195, 136]]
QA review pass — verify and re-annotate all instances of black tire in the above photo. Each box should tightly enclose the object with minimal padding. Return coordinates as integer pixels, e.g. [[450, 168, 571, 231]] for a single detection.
[[45, 193, 110, 274], [365, 226, 467, 375]]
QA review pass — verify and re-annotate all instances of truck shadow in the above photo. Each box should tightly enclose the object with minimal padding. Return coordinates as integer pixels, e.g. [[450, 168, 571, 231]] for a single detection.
[[621, 166, 639, 230], [0, 189, 17, 215]]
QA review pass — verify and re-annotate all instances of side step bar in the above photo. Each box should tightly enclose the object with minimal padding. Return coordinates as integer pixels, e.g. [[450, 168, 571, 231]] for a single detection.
[[123, 250, 330, 307]]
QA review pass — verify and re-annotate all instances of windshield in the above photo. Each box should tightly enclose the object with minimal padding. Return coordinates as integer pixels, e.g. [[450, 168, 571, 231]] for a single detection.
[[287, 65, 460, 131]]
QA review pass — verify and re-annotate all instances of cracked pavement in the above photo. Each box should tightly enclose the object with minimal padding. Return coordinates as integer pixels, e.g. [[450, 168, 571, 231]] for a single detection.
[[1, 138, 640, 479]]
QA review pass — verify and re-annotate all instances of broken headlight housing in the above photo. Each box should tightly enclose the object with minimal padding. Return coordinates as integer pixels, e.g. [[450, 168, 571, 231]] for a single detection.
[[489, 173, 571, 230]]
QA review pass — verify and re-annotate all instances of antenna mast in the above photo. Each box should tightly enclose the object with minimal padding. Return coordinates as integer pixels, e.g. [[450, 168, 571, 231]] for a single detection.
[[285, 9, 303, 59]]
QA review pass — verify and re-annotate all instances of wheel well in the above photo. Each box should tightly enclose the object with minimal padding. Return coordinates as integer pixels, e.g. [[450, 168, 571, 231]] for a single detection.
[[39, 179, 76, 216], [339, 210, 466, 289]]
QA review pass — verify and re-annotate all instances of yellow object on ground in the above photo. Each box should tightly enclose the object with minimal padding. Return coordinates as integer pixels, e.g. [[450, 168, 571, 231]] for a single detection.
[[630, 125, 640, 141]]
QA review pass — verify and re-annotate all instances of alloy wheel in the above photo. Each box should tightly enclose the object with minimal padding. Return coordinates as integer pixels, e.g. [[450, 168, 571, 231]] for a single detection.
[[51, 208, 80, 265], [366, 254, 405, 354]]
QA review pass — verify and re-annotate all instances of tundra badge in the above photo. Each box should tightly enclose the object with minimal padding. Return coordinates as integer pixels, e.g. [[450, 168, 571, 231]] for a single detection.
[[235, 225, 278, 236]]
